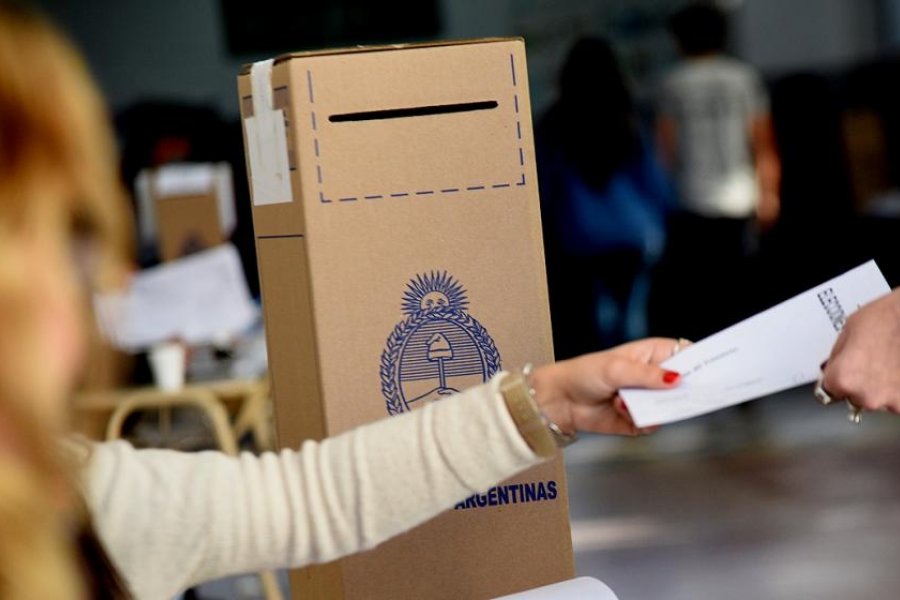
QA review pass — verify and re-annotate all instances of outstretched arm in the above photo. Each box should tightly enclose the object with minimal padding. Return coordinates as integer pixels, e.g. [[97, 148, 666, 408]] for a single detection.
[[82, 339, 680, 598], [750, 113, 781, 229]]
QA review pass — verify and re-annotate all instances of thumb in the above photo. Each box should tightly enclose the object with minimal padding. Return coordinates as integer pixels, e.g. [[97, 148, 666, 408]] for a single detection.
[[602, 356, 681, 391]]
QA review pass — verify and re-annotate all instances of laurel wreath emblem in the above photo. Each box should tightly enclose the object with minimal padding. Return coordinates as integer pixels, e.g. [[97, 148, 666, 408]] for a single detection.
[[380, 309, 501, 416]]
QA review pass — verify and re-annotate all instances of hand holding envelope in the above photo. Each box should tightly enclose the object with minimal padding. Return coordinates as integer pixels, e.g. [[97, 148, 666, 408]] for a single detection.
[[820, 287, 900, 415], [619, 261, 891, 428], [533, 338, 682, 437]]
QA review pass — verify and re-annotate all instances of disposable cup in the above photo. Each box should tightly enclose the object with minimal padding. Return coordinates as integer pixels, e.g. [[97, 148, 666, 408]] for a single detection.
[[148, 342, 186, 391]]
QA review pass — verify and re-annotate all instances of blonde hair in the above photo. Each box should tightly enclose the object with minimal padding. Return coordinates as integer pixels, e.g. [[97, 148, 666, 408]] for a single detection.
[[0, 3, 132, 598]]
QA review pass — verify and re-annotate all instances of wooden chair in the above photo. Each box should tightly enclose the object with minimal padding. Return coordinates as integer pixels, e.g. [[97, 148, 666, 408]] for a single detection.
[[205, 378, 275, 451]]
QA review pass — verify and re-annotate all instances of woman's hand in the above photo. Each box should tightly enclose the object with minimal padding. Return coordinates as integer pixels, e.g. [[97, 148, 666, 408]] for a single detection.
[[530, 338, 682, 437]]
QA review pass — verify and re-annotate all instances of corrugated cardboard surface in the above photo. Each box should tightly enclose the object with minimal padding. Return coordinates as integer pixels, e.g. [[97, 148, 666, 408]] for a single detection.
[[240, 38, 573, 599], [154, 192, 223, 262]]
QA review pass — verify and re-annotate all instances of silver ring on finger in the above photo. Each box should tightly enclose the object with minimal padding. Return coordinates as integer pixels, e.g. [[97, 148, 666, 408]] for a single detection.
[[671, 338, 691, 358], [814, 375, 835, 406], [846, 399, 863, 424]]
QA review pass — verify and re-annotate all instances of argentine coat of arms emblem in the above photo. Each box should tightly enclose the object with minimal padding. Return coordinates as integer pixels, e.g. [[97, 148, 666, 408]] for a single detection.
[[380, 272, 502, 415]]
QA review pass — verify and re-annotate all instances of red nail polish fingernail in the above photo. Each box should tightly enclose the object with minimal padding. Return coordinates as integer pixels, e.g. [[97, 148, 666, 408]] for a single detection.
[[663, 370, 680, 384]]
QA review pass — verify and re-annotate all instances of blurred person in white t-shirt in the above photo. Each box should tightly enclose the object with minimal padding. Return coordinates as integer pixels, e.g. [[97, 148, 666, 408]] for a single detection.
[[651, 2, 780, 341]]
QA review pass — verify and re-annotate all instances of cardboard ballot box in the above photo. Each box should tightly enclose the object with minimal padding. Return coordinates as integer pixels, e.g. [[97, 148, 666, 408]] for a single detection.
[[135, 163, 236, 262], [238, 38, 573, 599]]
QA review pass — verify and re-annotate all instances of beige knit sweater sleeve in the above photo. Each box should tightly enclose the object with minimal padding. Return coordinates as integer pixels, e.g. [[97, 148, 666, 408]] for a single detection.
[[81, 374, 544, 600]]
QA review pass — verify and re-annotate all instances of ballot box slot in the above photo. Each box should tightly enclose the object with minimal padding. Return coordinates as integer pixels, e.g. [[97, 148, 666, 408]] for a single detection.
[[329, 100, 498, 123]]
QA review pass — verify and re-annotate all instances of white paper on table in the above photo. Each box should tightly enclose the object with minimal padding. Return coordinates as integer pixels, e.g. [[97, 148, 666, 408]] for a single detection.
[[620, 261, 891, 427], [492, 577, 618, 600], [94, 244, 258, 351]]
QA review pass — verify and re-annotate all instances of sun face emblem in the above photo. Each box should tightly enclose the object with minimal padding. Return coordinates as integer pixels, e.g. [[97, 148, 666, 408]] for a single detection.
[[381, 271, 501, 415], [402, 271, 469, 315], [421, 291, 449, 312]]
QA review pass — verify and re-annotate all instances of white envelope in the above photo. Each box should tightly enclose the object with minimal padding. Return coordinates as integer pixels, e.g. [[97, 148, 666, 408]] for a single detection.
[[621, 261, 891, 427]]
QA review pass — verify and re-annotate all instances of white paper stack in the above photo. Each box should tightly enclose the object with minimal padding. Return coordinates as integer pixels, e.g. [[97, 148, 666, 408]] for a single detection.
[[94, 244, 258, 351]]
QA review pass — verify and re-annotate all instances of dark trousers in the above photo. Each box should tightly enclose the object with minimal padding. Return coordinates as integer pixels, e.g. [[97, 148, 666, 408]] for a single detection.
[[546, 249, 645, 360], [649, 213, 760, 342]]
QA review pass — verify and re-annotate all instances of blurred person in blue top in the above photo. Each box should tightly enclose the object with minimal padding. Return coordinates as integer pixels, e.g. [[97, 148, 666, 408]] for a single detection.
[[538, 37, 675, 359]]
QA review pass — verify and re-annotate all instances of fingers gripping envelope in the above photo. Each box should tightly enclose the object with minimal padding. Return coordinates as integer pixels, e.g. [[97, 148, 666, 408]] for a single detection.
[[620, 261, 890, 427], [238, 40, 573, 599]]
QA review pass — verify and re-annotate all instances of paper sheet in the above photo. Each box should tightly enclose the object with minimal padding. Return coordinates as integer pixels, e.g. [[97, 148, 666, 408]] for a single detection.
[[493, 577, 618, 600], [620, 261, 891, 427], [94, 244, 259, 351]]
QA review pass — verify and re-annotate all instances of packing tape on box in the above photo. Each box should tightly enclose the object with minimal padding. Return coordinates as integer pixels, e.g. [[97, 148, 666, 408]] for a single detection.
[[245, 59, 293, 206]]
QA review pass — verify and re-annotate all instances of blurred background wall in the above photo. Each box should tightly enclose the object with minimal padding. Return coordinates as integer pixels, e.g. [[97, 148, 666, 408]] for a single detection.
[[32, 0, 892, 116], [33, 0, 900, 337]]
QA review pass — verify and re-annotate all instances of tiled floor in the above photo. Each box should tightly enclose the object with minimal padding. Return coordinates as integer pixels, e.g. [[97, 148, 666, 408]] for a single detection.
[[565, 387, 900, 600]]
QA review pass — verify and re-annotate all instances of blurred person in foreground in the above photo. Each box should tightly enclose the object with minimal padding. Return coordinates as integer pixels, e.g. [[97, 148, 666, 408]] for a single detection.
[[0, 1, 134, 596], [651, 2, 781, 341], [538, 37, 674, 358], [0, 4, 685, 598]]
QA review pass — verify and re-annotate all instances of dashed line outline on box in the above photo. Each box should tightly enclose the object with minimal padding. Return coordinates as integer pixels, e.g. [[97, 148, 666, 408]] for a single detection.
[[306, 52, 527, 204]]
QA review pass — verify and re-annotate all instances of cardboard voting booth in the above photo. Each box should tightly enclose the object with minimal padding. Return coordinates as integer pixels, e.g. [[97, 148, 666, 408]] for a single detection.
[[238, 38, 574, 599]]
